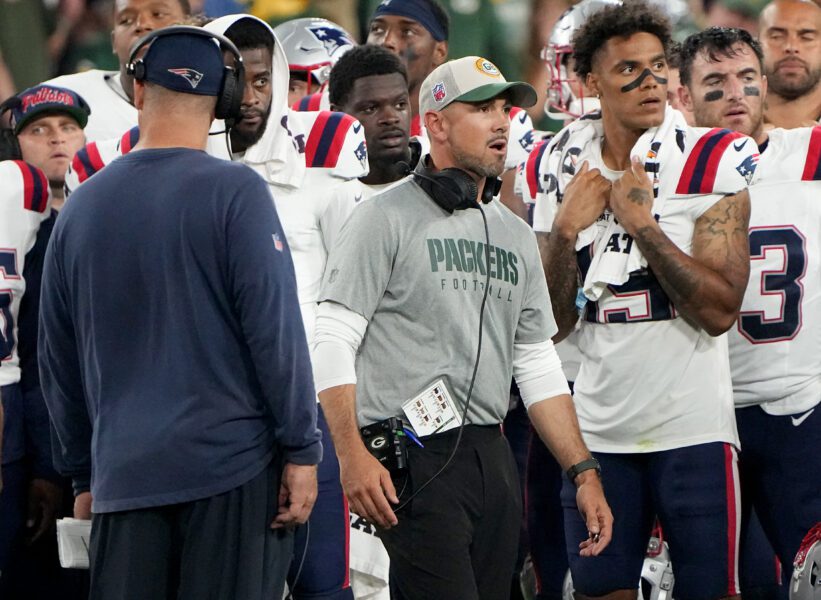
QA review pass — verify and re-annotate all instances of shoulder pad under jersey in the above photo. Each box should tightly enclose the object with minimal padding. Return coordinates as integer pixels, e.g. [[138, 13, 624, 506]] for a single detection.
[[798, 124, 821, 181], [676, 127, 757, 195], [66, 126, 140, 195], [292, 92, 325, 112], [296, 110, 368, 179], [521, 139, 552, 204], [506, 107, 536, 170], [0, 160, 50, 213]]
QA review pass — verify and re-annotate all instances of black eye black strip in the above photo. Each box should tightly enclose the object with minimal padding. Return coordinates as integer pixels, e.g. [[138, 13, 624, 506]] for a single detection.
[[620, 68, 668, 93]]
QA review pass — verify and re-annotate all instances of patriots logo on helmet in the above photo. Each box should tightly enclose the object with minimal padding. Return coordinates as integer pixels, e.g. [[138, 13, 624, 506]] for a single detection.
[[167, 68, 204, 89], [518, 129, 535, 151], [354, 140, 367, 168], [308, 26, 353, 57], [735, 153, 759, 184], [433, 82, 446, 103]]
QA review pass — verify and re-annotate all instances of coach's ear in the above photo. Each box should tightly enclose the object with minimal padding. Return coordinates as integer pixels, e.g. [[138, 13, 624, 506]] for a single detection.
[[133, 79, 146, 110]]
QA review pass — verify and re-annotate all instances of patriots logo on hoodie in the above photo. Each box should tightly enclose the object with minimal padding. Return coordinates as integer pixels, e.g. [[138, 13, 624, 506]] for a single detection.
[[167, 68, 204, 89]]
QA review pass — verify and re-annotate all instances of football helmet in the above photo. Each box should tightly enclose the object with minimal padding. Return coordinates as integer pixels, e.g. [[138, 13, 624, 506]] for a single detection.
[[273, 17, 356, 89], [558, 534, 675, 600], [791, 523, 821, 600], [543, 0, 621, 119]]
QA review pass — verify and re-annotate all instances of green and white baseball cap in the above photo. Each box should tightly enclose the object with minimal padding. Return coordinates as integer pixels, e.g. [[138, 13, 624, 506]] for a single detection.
[[419, 56, 537, 115]]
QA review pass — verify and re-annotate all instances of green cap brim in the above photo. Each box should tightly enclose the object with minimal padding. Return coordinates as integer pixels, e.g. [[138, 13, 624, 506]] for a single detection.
[[453, 82, 538, 109]]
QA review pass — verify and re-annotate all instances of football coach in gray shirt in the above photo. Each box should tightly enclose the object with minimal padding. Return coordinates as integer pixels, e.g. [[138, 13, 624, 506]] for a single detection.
[[313, 56, 612, 600]]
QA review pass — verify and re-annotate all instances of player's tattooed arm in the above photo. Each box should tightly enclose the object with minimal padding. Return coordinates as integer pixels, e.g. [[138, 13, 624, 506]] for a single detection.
[[538, 230, 580, 343], [632, 189, 751, 335], [537, 160, 610, 341]]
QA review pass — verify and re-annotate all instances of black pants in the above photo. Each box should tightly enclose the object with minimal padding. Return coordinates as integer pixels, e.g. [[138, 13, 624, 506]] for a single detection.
[[378, 425, 522, 600], [89, 458, 293, 600]]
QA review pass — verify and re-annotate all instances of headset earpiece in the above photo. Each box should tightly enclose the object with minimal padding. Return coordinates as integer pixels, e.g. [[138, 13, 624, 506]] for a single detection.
[[414, 163, 480, 213], [482, 176, 502, 204], [126, 25, 245, 122], [0, 96, 22, 161], [215, 64, 243, 123]]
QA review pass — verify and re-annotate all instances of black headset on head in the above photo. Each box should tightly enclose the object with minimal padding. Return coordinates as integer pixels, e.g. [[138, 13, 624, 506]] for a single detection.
[[398, 159, 502, 213], [126, 25, 245, 122]]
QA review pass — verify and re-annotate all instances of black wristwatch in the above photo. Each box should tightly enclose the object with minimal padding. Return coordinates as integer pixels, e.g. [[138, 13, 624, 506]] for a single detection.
[[566, 457, 601, 484]]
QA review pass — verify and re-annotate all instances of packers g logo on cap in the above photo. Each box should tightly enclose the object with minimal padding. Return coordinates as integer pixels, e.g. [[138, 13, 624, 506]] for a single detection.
[[475, 58, 501, 77]]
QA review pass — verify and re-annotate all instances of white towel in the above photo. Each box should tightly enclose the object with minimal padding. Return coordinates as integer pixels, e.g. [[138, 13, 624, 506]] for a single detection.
[[205, 15, 307, 189], [541, 107, 689, 300]]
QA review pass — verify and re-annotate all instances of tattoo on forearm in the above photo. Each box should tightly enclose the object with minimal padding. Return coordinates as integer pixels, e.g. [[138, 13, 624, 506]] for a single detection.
[[540, 232, 580, 333], [634, 225, 700, 301], [631, 191, 750, 329], [627, 187, 651, 205]]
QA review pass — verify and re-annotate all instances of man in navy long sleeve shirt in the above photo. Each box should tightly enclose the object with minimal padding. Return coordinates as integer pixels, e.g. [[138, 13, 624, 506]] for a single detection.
[[39, 28, 321, 600]]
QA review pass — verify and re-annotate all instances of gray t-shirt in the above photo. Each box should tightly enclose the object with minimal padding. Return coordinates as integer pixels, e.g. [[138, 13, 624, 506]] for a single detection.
[[320, 177, 557, 426]]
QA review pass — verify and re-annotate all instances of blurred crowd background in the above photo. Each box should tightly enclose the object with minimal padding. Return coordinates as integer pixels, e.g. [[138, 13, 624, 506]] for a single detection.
[[0, 0, 770, 131]]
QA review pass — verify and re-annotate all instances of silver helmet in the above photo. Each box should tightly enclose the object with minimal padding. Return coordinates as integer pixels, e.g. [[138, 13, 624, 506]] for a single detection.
[[559, 533, 675, 600], [543, 0, 621, 119], [791, 524, 821, 600], [273, 17, 356, 88]]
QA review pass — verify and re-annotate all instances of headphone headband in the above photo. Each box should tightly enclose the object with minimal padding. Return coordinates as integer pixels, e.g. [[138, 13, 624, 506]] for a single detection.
[[126, 25, 245, 122], [127, 26, 243, 75]]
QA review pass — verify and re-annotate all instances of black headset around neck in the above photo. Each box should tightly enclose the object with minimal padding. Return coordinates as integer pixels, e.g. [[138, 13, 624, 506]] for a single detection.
[[398, 158, 502, 213], [126, 25, 245, 123]]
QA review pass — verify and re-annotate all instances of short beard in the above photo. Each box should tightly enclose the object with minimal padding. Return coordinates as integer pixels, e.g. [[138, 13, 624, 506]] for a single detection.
[[767, 64, 821, 100], [451, 146, 504, 179], [231, 116, 268, 151], [230, 101, 272, 152]]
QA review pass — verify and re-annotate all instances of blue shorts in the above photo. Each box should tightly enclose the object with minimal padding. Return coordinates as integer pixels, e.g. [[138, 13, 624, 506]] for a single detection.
[[288, 407, 353, 600], [562, 442, 741, 600], [526, 428, 567, 598], [737, 404, 821, 582]]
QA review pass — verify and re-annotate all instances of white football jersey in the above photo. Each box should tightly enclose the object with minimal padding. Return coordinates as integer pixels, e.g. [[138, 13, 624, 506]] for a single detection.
[[0, 161, 51, 386], [44, 70, 137, 143], [532, 111, 756, 452], [729, 128, 821, 415], [519, 137, 581, 382], [263, 109, 366, 347]]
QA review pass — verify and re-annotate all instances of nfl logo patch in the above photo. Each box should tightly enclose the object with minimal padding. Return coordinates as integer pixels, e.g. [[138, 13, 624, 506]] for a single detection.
[[272, 233, 284, 252], [432, 82, 446, 103]]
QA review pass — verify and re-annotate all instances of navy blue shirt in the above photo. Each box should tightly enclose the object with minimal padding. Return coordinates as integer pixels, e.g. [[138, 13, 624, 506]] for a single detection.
[[39, 148, 321, 513]]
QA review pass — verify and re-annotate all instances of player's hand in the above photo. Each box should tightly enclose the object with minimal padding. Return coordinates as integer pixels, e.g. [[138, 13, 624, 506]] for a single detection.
[[554, 160, 611, 237], [339, 448, 398, 529], [74, 491, 92, 520], [27, 478, 63, 543], [272, 463, 318, 529], [574, 471, 613, 557], [609, 155, 656, 236]]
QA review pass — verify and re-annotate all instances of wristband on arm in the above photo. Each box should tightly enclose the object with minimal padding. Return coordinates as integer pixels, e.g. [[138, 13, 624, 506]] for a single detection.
[[566, 457, 601, 484]]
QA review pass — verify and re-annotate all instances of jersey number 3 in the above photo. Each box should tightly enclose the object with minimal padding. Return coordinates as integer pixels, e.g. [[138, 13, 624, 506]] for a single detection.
[[0, 249, 19, 360], [737, 227, 806, 344]]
